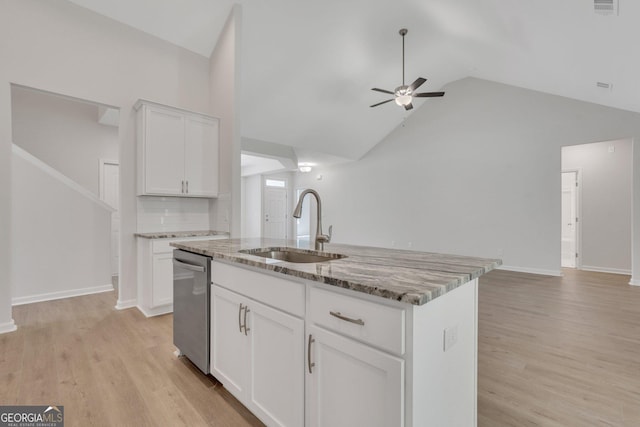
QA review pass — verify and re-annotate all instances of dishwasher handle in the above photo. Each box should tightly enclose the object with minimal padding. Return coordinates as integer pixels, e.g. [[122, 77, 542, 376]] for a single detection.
[[173, 259, 206, 273]]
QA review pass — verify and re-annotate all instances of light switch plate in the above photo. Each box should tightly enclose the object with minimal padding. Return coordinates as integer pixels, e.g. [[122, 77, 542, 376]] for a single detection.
[[443, 325, 458, 352]]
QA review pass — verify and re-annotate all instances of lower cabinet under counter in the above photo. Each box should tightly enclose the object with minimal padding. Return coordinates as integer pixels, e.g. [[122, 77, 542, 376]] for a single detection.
[[209, 259, 479, 427], [136, 235, 225, 317]]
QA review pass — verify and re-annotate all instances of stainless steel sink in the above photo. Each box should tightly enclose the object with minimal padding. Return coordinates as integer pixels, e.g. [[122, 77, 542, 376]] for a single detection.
[[239, 247, 347, 263]]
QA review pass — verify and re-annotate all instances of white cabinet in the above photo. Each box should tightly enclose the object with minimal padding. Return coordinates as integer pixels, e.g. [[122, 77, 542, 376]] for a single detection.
[[137, 236, 223, 317], [208, 260, 479, 427], [136, 100, 219, 198], [211, 285, 249, 397], [211, 284, 305, 427], [306, 325, 404, 427]]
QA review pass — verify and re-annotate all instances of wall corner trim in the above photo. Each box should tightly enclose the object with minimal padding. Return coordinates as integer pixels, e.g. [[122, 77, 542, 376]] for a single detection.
[[115, 298, 138, 310], [0, 319, 18, 334]]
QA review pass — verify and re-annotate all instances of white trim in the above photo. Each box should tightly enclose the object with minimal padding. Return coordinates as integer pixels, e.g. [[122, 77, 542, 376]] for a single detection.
[[0, 320, 17, 334], [136, 304, 173, 318], [561, 168, 582, 269], [629, 278, 640, 286], [12, 144, 115, 212], [115, 298, 137, 310], [497, 265, 563, 277], [12, 284, 114, 306], [580, 265, 632, 275]]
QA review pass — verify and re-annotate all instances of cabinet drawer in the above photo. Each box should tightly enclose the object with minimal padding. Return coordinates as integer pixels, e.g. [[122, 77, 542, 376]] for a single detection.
[[152, 239, 174, 253], [152, 236, 218, 253], [309, 287, 406, 355], [211, 261, 305, 317]]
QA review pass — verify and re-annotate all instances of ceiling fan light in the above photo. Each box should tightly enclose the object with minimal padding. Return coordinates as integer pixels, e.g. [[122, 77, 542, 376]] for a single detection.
[[395, 94, 412, 106]]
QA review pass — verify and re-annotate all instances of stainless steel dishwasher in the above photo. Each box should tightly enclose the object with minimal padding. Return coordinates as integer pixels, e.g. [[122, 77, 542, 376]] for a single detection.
[[172, 249, 211, 374]]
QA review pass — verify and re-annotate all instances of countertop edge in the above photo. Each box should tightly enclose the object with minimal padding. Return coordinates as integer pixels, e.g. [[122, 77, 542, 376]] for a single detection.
[[170, 240, 502, 306]]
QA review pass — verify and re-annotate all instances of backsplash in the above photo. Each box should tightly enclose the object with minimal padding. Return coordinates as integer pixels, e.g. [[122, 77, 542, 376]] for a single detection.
[[137, 196, 211, 233]]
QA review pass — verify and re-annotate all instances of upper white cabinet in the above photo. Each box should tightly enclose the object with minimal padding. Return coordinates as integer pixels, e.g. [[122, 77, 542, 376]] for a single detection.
[[136, 100, 219, 198]]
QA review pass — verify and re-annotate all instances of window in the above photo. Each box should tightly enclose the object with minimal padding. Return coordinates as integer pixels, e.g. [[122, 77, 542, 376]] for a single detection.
[[265, 178, 286, 188]]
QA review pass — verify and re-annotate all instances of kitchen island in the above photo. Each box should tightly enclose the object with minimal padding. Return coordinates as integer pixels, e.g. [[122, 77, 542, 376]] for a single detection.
[[171, 238, 500, 427]]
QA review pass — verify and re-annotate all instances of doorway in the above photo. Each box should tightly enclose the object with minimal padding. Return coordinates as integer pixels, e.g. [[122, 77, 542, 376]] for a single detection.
[[100, 160, 120, 278], [561, 139, 633, 275], [561, 170, 579, 268], [263, 178, 288, 239]]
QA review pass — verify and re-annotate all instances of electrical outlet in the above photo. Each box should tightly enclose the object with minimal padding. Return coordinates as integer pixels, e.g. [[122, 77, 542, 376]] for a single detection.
[[443, 325, 458, 352], [497, 248, 504, 257], [407, 241, 412, 249]]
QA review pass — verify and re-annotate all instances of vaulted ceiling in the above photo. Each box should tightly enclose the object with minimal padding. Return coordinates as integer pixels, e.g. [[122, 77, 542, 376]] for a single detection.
[[67, 0, 640, 160]]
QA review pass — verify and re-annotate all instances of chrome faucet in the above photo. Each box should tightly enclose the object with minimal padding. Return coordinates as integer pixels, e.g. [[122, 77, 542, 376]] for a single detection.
[[293, 189, 332, 251]]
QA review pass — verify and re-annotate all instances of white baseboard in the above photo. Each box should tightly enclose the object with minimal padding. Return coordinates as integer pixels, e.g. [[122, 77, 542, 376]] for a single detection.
[[136, 304, 173, 318], [497, 265, 562, 277], [115, 298, 137, 310], [580, 265, 632, 276], [0, 319, 17, 334], [12, 284, 114, 306], [629, 278, 640, 286]]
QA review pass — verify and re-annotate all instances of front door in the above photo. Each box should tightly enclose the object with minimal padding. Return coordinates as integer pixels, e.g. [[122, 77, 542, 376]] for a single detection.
[[263, 186, 288, 240]]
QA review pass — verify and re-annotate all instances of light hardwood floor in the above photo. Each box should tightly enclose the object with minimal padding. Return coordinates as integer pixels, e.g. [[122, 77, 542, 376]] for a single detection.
[[1, 269, 639, 426], [478, 269, 640, 427]]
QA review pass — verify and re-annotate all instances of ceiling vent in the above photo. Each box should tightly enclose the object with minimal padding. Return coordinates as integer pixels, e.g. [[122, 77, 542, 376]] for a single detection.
[[594, 0, 618, 15], [596, 81, 613, 91]]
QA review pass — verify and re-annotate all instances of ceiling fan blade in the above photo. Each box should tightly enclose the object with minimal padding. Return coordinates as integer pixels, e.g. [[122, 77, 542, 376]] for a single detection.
[[414, 91, 445, 98], [408, 78, 426, 92], [372, 88, 395, 95], [370, 99, 394, 108], [404, 103, 413, 111]]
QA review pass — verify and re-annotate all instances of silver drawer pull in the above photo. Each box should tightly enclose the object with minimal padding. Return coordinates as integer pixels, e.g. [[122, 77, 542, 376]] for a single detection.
[[243, 307, 250, 335], [307, 334, 315, 374], [238, 303, 244, 333], [329, 311, 365, 326]]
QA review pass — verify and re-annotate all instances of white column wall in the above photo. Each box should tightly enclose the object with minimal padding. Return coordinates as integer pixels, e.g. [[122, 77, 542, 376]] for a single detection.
[[0, 0, 211, 320]]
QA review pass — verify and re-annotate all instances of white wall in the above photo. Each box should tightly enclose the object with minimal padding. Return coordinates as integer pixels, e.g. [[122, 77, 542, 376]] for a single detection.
[[209, 6, 242, 237], [0, 0, 212, 318], [242, 175, 262, 237], [296, 78, 640, 276], [0, 80, 15, 333], [632, 140, 640, 285], [11, 85, 119, 196], [562, 139, 632, 274], [12, 146, 112, 303], [137, 197, 211, 233]]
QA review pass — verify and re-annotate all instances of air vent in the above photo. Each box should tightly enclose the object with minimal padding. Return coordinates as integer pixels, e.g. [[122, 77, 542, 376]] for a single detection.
[[596, 81, 613, 91], [594, 0, 618, 15]]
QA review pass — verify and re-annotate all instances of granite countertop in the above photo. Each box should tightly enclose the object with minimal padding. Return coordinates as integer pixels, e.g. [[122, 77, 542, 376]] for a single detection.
[[135, 230, 230, 239], [171, 238, 501, 306]]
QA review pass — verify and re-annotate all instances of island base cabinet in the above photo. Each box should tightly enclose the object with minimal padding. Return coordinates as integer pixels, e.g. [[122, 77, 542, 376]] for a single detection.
[[211, 285, 304, 427], [305, 325, 405, 427], [211, 285, 249, 398]]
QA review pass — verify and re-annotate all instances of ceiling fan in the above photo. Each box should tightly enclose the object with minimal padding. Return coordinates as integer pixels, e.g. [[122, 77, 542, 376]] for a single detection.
[[370, 28, 444, 111]]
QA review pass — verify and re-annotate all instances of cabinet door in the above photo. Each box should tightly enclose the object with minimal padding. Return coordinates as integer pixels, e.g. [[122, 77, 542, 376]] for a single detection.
[[151, 252, 173, 307], [211, 285, 249, 401], [249, 300, 304, 427], [144, 106, 185, 195], [184, 115, 219, 197], [306, 325, 405, 427]]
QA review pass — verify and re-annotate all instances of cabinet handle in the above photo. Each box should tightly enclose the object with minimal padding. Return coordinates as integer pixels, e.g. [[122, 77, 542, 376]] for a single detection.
[[181, 180, 185, 193], [307, 334, 315, 374], [238, 303, 244, 333], [186, 180, 189, 193], [329, 311, 365, 326], [243, 306, 250, 335]]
